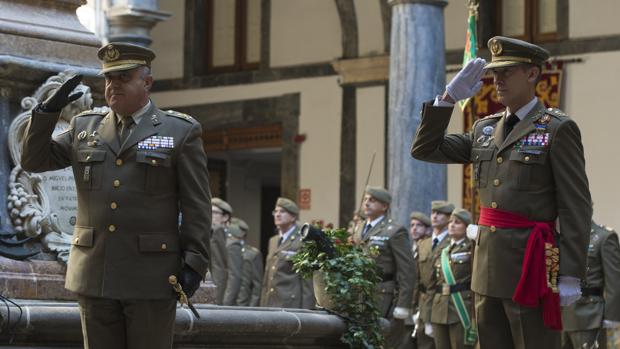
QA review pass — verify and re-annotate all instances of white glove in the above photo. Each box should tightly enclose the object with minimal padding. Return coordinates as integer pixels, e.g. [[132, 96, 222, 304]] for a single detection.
[[412, 311, 420, 323], [559, 276, 582, 306], [393, 307, 409, 320], [424, 323, 434, 338], [466, 224, 479, 240], [446, 57, 486, 102], [604, 320, 620, 329]]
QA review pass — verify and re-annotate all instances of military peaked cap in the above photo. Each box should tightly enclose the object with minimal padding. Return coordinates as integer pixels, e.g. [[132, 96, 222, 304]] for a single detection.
[[97, 42, 156, 74], [485, 36, 549, 69], [365, 186, 391, 204], [276, 197, 299, 215]]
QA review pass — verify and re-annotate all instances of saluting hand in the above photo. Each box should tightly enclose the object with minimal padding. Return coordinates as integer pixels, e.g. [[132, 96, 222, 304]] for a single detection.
[[40, 74, 84, 112], [178, 265, 203, 298], [444, 57, 486, 103]]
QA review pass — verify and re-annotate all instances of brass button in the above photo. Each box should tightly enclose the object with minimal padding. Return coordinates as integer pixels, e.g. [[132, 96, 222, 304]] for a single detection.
[[524, 156, 530, 162], [272, 266, 276, 270], [110, 202, 118, 210], [113, 179, 120, 188], [115, 159, 123, 166], [161, 243, 167, 250], [151, 159, 157, 165], [108, 225, 116, 232], [496, 157, 503, 164], [74, 238, 79, 243], [490, 226, 497, 233], [493, 179, 501, 186], [270, 288, 274, 292], [491, 202, 498, 209]]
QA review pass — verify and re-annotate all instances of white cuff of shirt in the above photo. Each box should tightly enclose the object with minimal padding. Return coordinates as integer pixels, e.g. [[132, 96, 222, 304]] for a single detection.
[[433, 95, 455, 107], [558, 276, 582, 306]]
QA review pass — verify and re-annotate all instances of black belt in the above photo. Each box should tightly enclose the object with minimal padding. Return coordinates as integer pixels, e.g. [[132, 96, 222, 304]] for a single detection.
[[418, 284, 427, 293], [436, 282, 471, 295], [380, 273, 394, 282], [581, 287, 602, 297]]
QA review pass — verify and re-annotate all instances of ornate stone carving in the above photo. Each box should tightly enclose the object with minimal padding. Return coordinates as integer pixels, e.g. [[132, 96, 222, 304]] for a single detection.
[[6, 71, 107, 263]]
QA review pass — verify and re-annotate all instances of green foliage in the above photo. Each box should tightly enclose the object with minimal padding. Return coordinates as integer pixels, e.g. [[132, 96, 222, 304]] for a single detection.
[[292, 227, 384, 349]]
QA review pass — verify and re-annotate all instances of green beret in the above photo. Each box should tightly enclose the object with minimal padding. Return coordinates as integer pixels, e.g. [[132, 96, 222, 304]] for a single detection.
[[212, 197, 233, 215], [451, 208, 472, 226], [231, 217, 249, 232], [227, 224, 245, 239], [485, 36, 549, 70], [97, 42, 156, 74], [365, 186, 391, 204], [410, 211, 431, 227], [431, 200, 455, 215], [276, 197, 299, 216]]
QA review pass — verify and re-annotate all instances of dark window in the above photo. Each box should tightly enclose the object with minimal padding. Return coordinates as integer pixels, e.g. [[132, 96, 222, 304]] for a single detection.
[[496, 0, 558, 43], [206, 0, 261, 73]]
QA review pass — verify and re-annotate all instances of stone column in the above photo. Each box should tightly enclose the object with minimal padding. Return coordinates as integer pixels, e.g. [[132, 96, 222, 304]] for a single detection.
[[0, 87, 11, 230], [387, 0, 448, 226], [105, 0, 170, 46]]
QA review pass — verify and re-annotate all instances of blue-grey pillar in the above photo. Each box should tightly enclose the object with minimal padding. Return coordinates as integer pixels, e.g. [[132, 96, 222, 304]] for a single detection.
[[387, 0, 448, 226], [106, 0, 171, 46]]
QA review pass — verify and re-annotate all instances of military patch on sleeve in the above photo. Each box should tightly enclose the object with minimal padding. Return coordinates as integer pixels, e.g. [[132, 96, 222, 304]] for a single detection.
[[166, 110, 195, 123]]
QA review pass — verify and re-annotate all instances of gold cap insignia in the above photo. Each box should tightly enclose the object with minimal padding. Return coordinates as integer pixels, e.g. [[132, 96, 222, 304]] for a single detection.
[[104, 45, 120, 62], [490, 39, 503, 56]]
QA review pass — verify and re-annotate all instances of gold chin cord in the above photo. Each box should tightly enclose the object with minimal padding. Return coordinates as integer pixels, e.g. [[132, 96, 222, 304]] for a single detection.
[[169, 275, 201, 319]]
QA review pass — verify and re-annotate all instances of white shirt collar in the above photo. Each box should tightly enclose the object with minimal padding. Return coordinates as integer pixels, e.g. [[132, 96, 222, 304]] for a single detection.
[[506, 97, 538, 121], [451, 237, 466, 246], [433, 228, 449, 243], [366, 215, 385, 229], [279, 224, 297, 243], [117, 100, 151, 126]]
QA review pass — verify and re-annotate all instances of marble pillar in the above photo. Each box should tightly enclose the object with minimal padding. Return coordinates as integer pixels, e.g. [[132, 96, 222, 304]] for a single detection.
[[105, 0, 170, 46], [387, 0, 448, 226]]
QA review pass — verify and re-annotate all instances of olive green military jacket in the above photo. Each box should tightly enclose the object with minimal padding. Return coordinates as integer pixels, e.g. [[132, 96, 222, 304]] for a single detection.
[[237, 244, 264, 307], [210, 225, 228, 304], [405, 235, 429, 326], [21, 104, 211, 299], [353, 216, 417, 318], [411, 100, 592, 298], [418, 232, 451, 323], [562, 222, 620, 331], [260, 225, 315, 309], [222, 237, 244, 305], [431, 238, 474, 325]]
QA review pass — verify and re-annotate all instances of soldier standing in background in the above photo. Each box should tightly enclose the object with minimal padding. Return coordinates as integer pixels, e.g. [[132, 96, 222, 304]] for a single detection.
[[431, 209, 476, 349], [21, 43, 211, 349], [210, 197, 233, 305], [412, 36, 592, 349], [232, 218, 264, 307], [222, 224, 244, 306], [353, 186, 416, 348], [562, 221, 620, 349], [399, 211, 432, 349], [416, 201, 455, 349], [260, 198, 314, 309]]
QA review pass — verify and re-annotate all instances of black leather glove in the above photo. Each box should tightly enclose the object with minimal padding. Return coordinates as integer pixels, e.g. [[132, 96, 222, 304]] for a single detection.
[[178, 265, 202, 298], [40, 74, 84, 112]]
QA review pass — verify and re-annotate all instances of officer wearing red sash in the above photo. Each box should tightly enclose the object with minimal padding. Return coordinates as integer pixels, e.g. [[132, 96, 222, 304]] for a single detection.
[[411, 36, 592, 349]]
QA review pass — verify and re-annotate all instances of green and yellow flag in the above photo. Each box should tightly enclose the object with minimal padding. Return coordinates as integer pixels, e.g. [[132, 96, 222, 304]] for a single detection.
[[459, 0, 479, 110]]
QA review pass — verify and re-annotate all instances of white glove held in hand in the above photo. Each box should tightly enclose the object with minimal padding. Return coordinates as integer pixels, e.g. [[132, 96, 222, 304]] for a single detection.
[[559, 276, 582, 306], [393, 307, 409, 320], [446, 57, 487, 101], [424, 323, 434, 338]]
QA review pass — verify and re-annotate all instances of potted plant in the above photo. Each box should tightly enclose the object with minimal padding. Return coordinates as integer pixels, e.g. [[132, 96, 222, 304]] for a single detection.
[[292, 223, 384, 349]]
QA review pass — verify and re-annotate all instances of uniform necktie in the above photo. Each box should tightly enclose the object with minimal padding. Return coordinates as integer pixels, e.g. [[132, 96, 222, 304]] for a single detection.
[[362, 224, 372, 239], [119, 116, 134, 145], [277, 236, 283, 247], [432, 237, 439, 251], [504, 113, 519, 138]]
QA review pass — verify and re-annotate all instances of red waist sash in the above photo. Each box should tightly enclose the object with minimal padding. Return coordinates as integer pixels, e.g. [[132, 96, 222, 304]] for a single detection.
[[478, 207, 561, 330]]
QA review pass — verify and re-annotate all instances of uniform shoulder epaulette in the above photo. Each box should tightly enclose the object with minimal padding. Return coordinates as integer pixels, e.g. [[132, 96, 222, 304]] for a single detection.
[[166, 109, 195, 123], [605, 225, 616, 233], [483, 112, 503, 120], [544, 107, 569, 119], [75, 109, 107, 117]]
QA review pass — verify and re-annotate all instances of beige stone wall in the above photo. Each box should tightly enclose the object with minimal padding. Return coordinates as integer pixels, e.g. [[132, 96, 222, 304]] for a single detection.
[[569, 0, 620, 38], [150, 0, 185, 80], [354, 0, 385, 56], [270, 0, 341, 67], [151, 76, 343, 226], [444, 1, 468, 51]]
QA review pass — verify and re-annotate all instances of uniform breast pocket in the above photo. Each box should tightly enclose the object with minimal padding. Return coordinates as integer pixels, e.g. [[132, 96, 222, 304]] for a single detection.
[[508, 150, 549, 190], [76, 149, 106, 190], [471, 148, 494, 188], [136, 150, 173, 192]]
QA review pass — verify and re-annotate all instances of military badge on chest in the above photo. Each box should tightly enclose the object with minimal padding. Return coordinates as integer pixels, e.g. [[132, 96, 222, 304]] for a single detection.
[[514, 113, 551, 154], [476, 126, 495, 148], [138, 136, 174, 150]]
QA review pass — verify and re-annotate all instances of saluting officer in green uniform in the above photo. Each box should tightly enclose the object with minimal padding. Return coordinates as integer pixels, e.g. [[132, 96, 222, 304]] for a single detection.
[[232, 218, 264, 307], [260, 198, 314, 309], [210, 197, 233, 305], [21, 43, 211, 349], [411, 36, 592, 349], [562, 221, 620, 349], [353, 186, 416, 348], [416, 201, 455, 349], [431, 208, 476, 349], [399, 211, 432, 349]]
